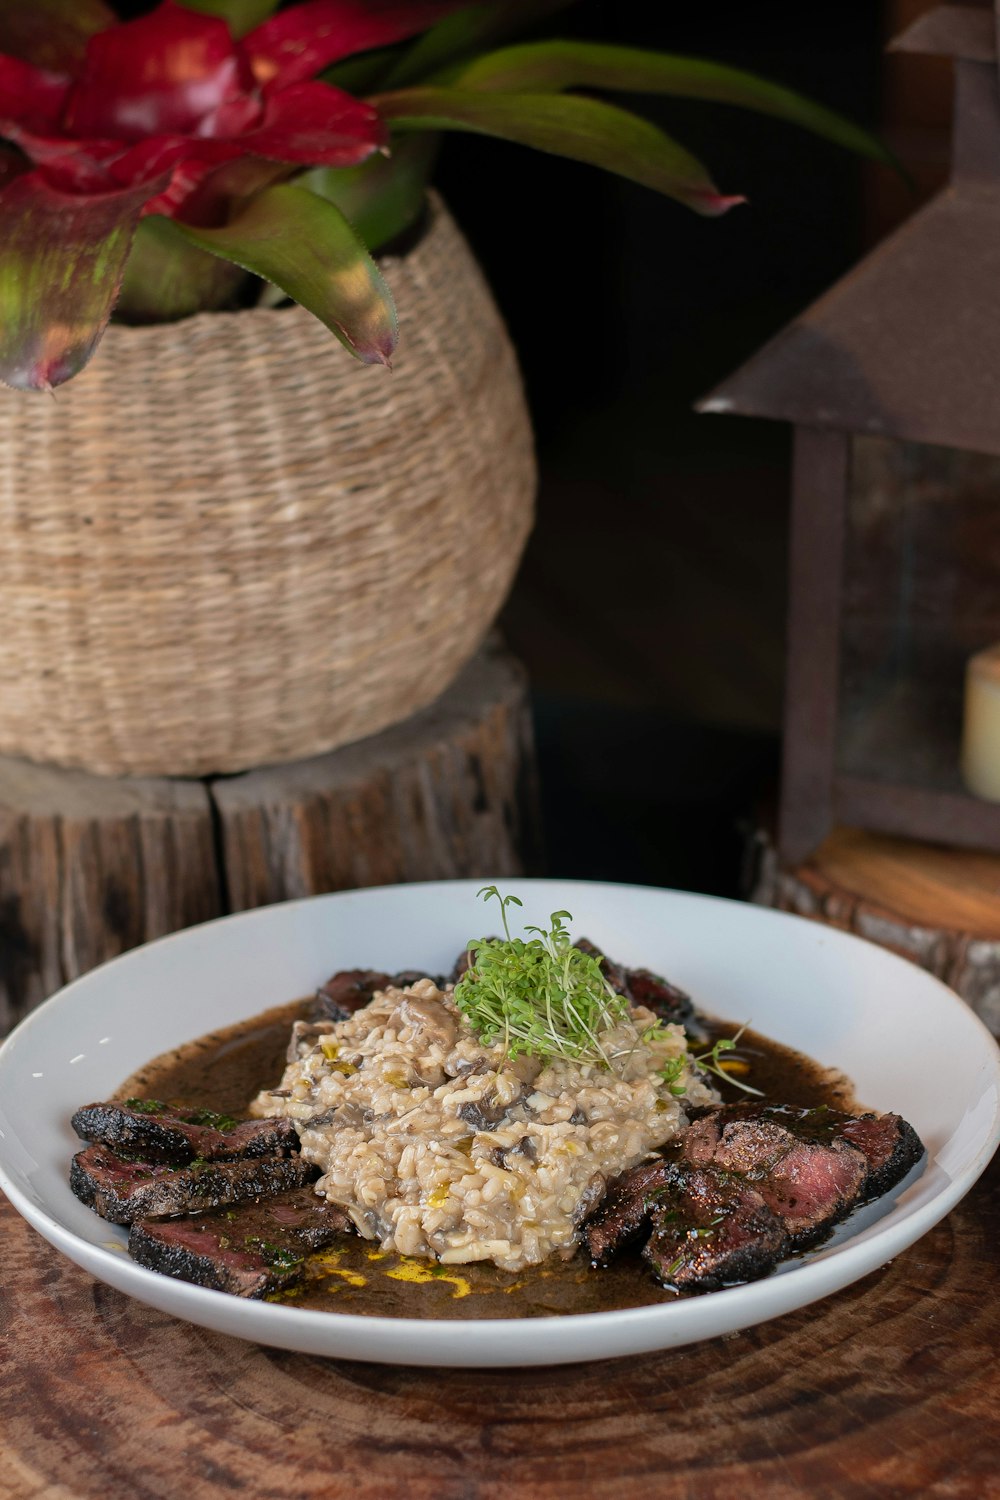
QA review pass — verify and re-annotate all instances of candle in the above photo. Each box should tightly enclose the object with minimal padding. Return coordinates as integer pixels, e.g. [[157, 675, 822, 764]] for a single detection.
[[962, 644, 1000, 801]]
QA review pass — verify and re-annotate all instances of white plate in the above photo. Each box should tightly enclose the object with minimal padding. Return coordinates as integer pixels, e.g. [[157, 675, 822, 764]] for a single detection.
[[0, 879, 997, 1367]]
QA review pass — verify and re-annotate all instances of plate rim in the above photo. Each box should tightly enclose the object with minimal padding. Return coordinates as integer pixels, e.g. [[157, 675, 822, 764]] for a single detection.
[[1, 878, 998, 1367]]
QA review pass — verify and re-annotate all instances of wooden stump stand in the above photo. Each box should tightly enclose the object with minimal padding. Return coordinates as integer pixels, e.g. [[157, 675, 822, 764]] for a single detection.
[[752, 825, 1000, 1035], [0, 641, 541, 1035]]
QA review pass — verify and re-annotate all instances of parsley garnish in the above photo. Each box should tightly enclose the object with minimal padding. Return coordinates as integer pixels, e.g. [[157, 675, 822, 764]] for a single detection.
[[453, 887, 631, 1071]]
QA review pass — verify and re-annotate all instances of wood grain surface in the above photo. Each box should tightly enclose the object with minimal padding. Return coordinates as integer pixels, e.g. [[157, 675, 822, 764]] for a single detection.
[[0, 760, 221, 1033], [753, 825, 1000, 1036], [2, 1154, 998, 1500], [0, 641, 541, 1035], [214, 636, 541, 911]]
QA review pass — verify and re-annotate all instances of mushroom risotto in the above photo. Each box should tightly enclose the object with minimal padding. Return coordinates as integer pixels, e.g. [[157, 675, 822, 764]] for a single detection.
[[252, 976, 719, 1272]]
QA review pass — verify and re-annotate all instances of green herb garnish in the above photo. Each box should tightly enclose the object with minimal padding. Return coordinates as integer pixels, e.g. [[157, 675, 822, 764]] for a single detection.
[[123, 1099, 241, 1129], [181, 1108, 240, 1131], [453, 886, 631, 1071], [659, 1026, 764, 1098], [244, 1238, 304, 1271]]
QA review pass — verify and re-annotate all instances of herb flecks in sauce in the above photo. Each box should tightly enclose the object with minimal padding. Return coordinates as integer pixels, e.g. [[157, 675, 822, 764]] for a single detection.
[[118, 997, 857, 1321], [659, 1027, 765, 1099]]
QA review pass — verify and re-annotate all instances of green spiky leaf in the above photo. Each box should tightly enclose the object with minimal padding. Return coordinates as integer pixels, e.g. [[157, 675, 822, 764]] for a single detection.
[[174, 0, 280, 39], [302, 134, 438, 252], [0, 171, 163, 391], [380, 0, 575, 89], [323, 47, 402, 96], [375, 87, 743, 215], [159, 183, 398, 364], [117, 216, 252, 322], [450, 41, 895, 166]]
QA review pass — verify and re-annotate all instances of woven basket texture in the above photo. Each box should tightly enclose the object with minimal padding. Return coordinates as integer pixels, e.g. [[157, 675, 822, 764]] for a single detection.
[[0, 196, 535, 777]]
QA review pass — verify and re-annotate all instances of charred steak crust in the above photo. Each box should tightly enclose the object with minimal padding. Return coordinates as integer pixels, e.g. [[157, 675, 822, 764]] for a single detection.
[[680, 1106, 871, 1245], [581, 1156, 678, 1266], [70, 1102, 297, 1165], [314, 970, 394, 1022], [685, 1103, 925, 1202], [582, 1103, 925, 1294], [313, 968, 444, 1023], [70, 1144, 316, 1225], [642, 1168, 791, 1293], [128, 1190, 352, 1299], [575, 939, 698, 1032], [839, 1113, 925, 1197]]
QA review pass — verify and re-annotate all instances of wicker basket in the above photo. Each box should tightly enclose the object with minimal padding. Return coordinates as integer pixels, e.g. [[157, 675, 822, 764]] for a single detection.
[[0, 196, 535, 777]]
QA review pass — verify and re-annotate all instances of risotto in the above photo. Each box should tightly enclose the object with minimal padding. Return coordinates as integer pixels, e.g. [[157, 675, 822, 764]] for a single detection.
[[252, 977, 719, 1272]]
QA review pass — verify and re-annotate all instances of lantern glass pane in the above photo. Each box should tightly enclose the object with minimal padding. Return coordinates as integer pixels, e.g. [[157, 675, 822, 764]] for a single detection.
[[836, 435, 1000, 793]]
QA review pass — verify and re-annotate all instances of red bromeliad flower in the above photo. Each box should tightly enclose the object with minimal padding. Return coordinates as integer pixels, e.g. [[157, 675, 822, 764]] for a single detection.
[[0, 0, 463, 388], [0, 0, 892, 394]]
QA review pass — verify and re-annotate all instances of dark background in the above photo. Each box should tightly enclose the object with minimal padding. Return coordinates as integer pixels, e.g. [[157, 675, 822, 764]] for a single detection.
[[431, 0, 949, 894]]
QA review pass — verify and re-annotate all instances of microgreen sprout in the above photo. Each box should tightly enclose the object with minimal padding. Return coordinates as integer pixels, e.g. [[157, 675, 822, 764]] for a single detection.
[[453, 886, 631, 1071], [660, 1023, 764, 1098]]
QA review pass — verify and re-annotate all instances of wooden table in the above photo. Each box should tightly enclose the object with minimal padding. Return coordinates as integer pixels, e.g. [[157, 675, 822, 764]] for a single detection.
[[2, 1155, 998, 1500]]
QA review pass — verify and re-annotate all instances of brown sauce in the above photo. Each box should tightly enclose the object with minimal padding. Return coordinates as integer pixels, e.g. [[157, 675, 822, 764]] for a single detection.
[[117, 1002, 860, 1320]]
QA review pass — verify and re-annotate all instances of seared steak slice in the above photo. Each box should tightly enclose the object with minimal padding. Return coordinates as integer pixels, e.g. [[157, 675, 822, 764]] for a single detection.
[[752, 1135, 867, 1242], [581, 1156, 677, 1265], [450, 948, 475, 983], [686, 1103, 924, 1203], [583, 1102, 925, 1293], [128, 1189, 351, 1298], [70, 1101, 297, 1165], [681, 1108, 868, 1243], [839, 1113, 925, 1196], [622, 968, 696, 1030], [313, 967, 443, 1023], [575, 939, 698, 1032], [314, 969, 394, 1022], [574, 939, 630, 997], [643, 1168, 790, 1293], [70, 1144, 315, 1225]]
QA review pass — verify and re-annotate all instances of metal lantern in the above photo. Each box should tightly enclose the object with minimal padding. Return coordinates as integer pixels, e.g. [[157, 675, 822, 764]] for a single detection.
[[700, 4, 1000, 862]]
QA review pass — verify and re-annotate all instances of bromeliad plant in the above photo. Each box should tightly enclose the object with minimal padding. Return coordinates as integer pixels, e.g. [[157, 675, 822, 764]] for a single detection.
[[0, 0, 889, 391]]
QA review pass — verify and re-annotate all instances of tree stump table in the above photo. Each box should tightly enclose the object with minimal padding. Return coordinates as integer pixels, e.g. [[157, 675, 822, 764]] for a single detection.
[[752, 825, 1000, 1035], [2, 1153, 998, 1499], [0, 640, 541, 1034]]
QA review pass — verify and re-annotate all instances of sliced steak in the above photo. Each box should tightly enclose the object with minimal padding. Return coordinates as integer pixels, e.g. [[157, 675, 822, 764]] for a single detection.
[[681, 1104, 869, 1243], [575, 938, 699, 1032], [686, 1103, 924, 1198], [314, 969, 394, 1022], [313, 967, 443, 1023], [128, 1189, 351, 1298], [753, 1136, 867, 1242], [622, 968, 697, 1030], [574, 938, 630, 997], [70, 1101, 297, 1165], [839, 1112, 925, 1196], [643, 1168, 790, 1293], [581, 1155, 678, 1265], [70, 1144, 315, 1225], [583, 1102, 924, 1292]]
